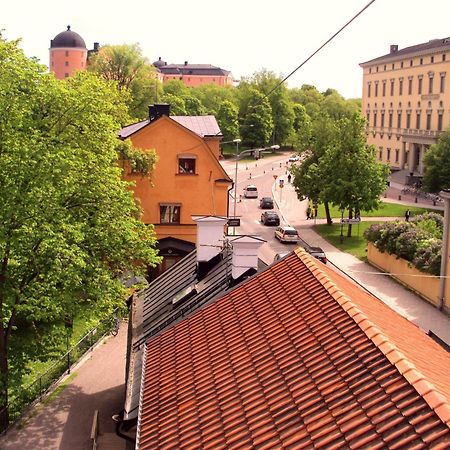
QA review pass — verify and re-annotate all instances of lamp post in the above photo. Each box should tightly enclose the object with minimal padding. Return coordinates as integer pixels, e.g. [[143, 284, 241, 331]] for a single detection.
[[232, 138, 241, 220]]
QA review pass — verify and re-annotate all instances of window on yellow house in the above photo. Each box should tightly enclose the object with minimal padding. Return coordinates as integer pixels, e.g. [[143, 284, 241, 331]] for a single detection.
[[178, 155, 196, 174], [160, 204, 181, 224]]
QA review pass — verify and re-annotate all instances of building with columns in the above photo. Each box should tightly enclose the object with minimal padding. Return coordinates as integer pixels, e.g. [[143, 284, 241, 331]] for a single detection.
[[360, 38, 450, 178]]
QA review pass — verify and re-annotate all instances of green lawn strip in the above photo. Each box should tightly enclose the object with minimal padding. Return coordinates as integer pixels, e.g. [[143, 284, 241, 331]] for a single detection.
[[314, 202, 430, 219], [314, 221, 381, 261]]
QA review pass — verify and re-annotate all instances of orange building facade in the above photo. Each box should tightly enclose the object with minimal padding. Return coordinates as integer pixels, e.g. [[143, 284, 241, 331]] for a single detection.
[[360, 38, 450, 176], [153, 58, 233, 87], [119, 105, 232, 273]]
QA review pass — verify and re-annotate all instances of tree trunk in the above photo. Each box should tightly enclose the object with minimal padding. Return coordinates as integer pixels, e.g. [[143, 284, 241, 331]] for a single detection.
[[0, 329, 9, 432], [347, 209, 353, 237], [324, 202, 333, 225]]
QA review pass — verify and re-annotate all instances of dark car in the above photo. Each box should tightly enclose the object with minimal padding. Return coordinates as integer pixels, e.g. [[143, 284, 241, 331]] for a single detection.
[[259, 197, 274, 209], [306, 246, 327, 264], [261, 211, 280, 226]]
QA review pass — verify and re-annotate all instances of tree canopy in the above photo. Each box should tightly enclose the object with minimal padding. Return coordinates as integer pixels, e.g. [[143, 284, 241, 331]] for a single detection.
[[0, 36, 160, 425], [423, 129, 450, 193]]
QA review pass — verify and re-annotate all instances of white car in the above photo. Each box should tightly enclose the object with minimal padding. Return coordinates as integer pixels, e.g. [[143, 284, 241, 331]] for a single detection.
[[243, 185, 258, 198], [274, 226, 299, 243], [288, 155, 300, 162]]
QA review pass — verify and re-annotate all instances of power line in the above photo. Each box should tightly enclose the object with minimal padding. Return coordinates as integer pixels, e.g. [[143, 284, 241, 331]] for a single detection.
[[256, 0, 377, 106]]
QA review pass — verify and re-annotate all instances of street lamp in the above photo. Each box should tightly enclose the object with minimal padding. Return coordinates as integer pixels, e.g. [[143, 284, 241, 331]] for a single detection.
[[232, 139, 242, 220]]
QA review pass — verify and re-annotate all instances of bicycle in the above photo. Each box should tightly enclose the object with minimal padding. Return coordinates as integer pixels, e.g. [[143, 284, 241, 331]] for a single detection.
[[111, 317, 120, 336]]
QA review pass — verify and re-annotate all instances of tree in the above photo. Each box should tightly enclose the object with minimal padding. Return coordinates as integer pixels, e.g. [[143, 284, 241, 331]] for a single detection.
[[88, 43, 149, 91], [423, 129, 450, 193], [184, 96, 206, 115], [217, 100, 239, 142], [87, 44, 162, 120], [319, 114, 389, 236], [191, 83, 237, 115], [251, 70, 294, 146], [239, 88, 273, 148], [161, 93, 186, 115], [0, 37, 160, 427]]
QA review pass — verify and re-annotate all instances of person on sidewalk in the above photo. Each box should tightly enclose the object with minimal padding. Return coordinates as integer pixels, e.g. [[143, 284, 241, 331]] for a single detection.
[[306, 206, 311, 220], [287, 173, 292, 183], [405, 209, 411, 222]]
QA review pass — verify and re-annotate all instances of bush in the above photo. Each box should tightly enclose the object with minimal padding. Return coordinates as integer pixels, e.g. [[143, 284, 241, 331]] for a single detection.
[[413, 240, 442, 275], [365, 216, 442, 274]]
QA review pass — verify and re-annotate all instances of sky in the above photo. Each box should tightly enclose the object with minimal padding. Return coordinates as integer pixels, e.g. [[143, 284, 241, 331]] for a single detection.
[[3, 0, 450, 99]]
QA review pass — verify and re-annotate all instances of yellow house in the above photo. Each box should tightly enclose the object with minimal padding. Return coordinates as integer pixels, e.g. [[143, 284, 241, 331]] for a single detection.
[[119, 104, 232, 274], [360, 38, 450, 176]]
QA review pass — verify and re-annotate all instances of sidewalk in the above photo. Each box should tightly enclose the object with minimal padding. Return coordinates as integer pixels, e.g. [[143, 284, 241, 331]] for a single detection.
[[0, 325, 128, 450], [272, 178, 450, 346]]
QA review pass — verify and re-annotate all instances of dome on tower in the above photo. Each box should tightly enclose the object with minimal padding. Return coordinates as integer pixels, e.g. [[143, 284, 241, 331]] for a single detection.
[[153, 57, 167, 68], [50, 26, 86, 49]]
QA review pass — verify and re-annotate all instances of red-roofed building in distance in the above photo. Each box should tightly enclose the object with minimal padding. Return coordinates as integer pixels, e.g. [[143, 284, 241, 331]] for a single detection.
[[119, 104, 232, 276], [153, 58, 234, 87]]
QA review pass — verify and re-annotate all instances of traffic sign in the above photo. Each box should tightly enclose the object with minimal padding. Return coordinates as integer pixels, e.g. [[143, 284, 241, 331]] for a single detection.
[[273, 175, 278, 180], [279, 179, 284, 188], [340, 218, 361, 224], [228, 218, 241, 227]]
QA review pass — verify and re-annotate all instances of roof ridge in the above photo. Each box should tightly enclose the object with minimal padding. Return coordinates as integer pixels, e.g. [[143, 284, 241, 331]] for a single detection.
[[295, 248, 450, 428]]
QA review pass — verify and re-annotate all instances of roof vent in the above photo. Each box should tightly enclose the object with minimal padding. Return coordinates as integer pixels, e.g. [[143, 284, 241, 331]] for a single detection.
[[390, 45, 398, 53]]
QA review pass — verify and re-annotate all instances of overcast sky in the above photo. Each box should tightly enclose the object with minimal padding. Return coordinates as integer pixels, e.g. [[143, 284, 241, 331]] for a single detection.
[[3, 0, 450, 99]]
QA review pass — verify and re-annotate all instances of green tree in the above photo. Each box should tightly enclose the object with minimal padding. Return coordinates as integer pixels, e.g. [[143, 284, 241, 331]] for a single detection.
[[191, 84, 237, 115], [423, 129, 450, 192], [87, 43, 162, 120], [251, 70, 294, 146], [88, 43, 149, 91], [239, 88, 273, 148], [184, 95, 206, 115], [162, 93, 186, 115], [0, 37, 160, 426], [217, 100, 239, 142], [319, 114, 389, 236]]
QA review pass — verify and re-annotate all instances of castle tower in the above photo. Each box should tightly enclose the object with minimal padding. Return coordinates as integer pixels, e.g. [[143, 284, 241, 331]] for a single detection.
[[49, 25, 87, 80]]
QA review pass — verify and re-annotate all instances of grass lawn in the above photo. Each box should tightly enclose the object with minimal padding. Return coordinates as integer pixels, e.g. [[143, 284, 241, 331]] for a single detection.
[[315, 221, 379, 261], [314, 202, 431, 219]]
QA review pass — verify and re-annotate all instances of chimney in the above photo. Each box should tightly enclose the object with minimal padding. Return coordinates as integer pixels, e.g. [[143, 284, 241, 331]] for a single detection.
[[184, 61, 188, 66], [192, 216, 228, 277], [390, 44, 398, 53], [229, 236, 265, 280], [148, 103, 171, 122], [93, 42, 100, 52]]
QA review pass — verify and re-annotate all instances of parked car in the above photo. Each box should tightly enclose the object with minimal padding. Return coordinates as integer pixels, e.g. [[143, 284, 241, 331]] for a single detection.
[[306, 246, 327, 264], [259, 197, 274, 209], [261, 211, 280, 226], [243, 185, 258, 198], [288, 155, 300, 162], [274, 226, 299, 243]]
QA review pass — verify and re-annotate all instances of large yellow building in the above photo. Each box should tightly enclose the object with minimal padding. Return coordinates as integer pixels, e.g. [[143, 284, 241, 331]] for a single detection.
[[360, 38, 450, 177]]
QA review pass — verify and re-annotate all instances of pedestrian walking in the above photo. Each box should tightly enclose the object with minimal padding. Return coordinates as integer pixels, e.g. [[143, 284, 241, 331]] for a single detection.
[[306, 206, 311, 220], [287, 173, 292, 183], [313, 205, 318, 219], [405, 209, 411, 222]]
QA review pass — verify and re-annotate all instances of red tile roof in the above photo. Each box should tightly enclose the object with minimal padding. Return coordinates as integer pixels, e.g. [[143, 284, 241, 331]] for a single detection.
[[137, 249, 450, 449]]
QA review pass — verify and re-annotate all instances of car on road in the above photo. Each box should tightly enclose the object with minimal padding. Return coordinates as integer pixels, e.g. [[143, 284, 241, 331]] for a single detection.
[[288, 155, 300, 162], [261, 211, 280, 226], [306, 246, 327, 264], [259, 197, 274, 209], [243, 185, 258, 198], [274, 226, 299, 243]]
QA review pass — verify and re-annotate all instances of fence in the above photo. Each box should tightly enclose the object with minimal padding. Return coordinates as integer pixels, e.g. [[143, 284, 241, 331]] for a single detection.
[[1, 311, 119, 433]]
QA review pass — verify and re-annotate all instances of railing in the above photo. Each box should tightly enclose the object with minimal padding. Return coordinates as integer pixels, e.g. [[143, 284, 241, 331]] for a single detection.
[[2, 311, 120, 433]]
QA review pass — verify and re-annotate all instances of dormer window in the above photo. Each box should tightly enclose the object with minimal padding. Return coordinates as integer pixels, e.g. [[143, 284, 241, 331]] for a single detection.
[[178, 154, 197, 174]]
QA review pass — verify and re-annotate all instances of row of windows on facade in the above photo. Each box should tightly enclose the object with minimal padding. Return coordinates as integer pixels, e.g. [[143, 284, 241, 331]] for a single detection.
[[367, 73, 446, 97], [366, 110, 444, 131], [368, 53, 447, 74], [378, 147, 401, 163], [165, 75, 218, 82]]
